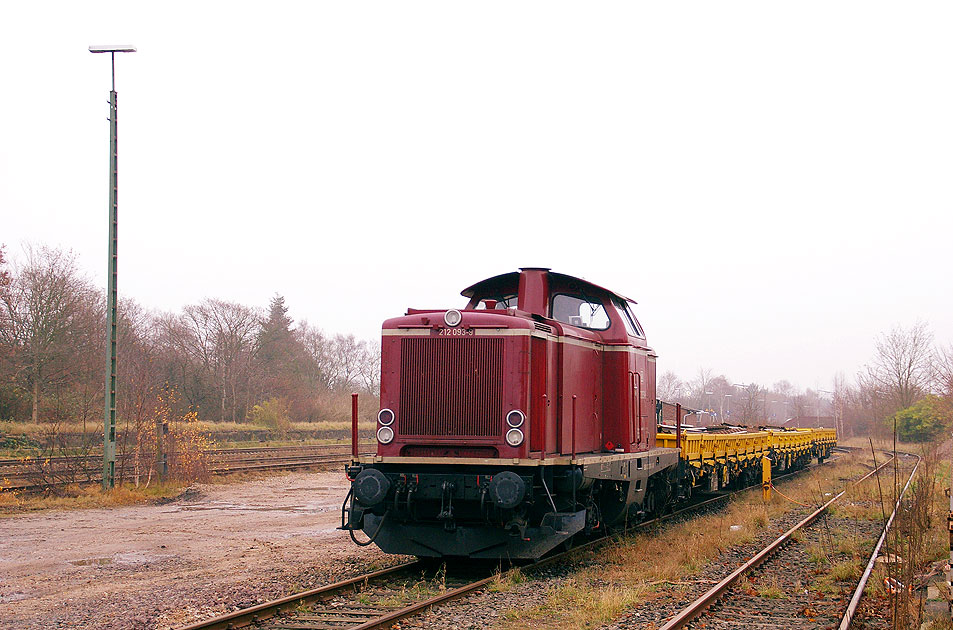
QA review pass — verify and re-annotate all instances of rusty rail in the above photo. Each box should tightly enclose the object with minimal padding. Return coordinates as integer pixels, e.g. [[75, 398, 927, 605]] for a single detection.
[[176, 450, 839, 630], [176, 561, 420, 630], [658, 453, 897, 630], [838, 453, 921, 630]]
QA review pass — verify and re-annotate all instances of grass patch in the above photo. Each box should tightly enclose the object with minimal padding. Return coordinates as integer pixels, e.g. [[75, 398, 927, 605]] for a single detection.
[[0, 482, 187, 515], [806, 543, 831, 567], [756, 576, 785, 599], [378, 572, 445, 607], [828, 560, 861, 581], [489, 567, 526, 593], [506, 579, 646, 629]]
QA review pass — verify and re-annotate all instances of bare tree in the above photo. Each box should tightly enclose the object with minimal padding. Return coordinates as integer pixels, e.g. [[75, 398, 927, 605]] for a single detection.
[[863, 322, 934, 413], [0, 246, 99, 424], [298, 322, 335, 391], [688, 368, 714, 409], [934, 344, 953, 400], [656, 370, 684, 402], [179, 299, 260, 423], [737, 383, 765, 425]]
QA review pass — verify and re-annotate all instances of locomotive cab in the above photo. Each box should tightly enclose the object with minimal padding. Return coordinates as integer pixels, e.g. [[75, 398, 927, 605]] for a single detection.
[[342, 268, 681, 559]]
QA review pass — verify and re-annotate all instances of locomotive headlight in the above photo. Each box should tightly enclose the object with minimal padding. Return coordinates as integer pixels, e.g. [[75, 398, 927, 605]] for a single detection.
[[377, 425, 394, 444], [378, 408, 395, 426], [506, 410, 525, 428], [443, 309, 462, 327], [505, 428, 524, 447]]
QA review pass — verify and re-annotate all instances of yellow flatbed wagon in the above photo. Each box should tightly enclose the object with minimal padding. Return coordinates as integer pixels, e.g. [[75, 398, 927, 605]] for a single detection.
[[657, 426, 836, 493]]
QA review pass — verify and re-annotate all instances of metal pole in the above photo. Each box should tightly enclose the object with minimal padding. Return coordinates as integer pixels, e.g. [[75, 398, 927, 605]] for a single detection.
[[89, 45, 134, 490], [948, 431, 953, 616], [351, 394, 359, 458], [103, 53, 119, 490], [676, 403, 682, 451]]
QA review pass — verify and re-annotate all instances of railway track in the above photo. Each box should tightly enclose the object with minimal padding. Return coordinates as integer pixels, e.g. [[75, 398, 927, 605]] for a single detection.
[[655, 451, 917, 630], [175, 455, 842, 630], [0, 443, 374, 492]]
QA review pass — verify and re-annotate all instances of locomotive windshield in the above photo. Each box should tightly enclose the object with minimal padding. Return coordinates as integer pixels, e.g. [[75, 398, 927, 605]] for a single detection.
[[472, 294, 517, 309], [551, 294, 610, 330]]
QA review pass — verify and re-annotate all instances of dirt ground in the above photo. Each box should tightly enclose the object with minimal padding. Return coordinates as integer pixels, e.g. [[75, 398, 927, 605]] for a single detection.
[[0, 470, 400, 630]]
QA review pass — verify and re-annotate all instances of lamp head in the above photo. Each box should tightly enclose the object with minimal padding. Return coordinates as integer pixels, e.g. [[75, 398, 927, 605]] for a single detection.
[[89, 45, 137, 53]]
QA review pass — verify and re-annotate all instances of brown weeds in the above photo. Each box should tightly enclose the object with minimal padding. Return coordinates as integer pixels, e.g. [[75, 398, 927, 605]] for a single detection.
[[497, 452, 871, 630]]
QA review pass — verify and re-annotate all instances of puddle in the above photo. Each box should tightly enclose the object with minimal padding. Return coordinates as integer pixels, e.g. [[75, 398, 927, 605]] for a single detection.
[[278, 526, 339, 538], [114, 551, 171, 565], [70, 557, 112, 566], [177, 502, 302, 512], [292, 500, 336, 513], [286, 486, 337, 492], [69, 551, 172, 567]]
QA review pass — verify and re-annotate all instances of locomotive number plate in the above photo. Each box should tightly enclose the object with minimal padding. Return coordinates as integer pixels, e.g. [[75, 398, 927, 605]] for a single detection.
[[438, 328, 474, 336]]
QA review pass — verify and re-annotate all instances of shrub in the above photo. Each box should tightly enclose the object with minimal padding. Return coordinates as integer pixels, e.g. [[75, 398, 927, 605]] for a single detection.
[[249, 397, 292, 432], [888, 396, 949, 443]]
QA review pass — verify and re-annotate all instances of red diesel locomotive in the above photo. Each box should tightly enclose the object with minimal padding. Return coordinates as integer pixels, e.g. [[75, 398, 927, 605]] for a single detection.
[[343, 268, 687, 559]]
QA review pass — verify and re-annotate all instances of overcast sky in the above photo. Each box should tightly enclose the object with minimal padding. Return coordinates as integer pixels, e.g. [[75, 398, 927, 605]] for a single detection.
[[2, 2, 950, 392]]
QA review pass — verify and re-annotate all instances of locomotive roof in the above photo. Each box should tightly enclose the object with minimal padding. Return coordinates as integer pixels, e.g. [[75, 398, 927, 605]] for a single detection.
[[460, 269, 636, 304]]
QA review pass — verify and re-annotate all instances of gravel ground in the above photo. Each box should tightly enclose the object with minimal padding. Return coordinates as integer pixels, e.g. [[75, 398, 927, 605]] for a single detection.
[[601, 507, 821, 630], [675, 515, 882, 630], [397, 507, 820, 630], [0, 470, 405, 630], [397, 459, 890, 630]]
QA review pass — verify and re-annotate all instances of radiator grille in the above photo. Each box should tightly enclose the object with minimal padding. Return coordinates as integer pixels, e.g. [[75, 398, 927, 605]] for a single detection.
[[399, 337, 504, 437]]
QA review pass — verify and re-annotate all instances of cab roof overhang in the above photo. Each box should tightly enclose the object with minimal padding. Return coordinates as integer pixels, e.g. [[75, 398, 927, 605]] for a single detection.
[[460, 269, 637, 304]]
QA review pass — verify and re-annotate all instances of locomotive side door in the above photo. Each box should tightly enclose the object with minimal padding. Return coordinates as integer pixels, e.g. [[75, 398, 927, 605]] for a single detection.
[[550, 293, 606, 455]]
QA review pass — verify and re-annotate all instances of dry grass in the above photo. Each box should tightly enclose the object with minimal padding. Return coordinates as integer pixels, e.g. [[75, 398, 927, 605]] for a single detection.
[[756, 576, 786, 599], [504, 579, 647, 629], [0, 482, 187, 515], [1, 418, 370, 436], [489, 567, 526, 593], [498, 453, 870, 630]]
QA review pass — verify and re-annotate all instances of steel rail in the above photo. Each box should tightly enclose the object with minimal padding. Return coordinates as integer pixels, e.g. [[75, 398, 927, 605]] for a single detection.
[[3, 454, 366, 493], [657, 453, 897, 630], [175, 561, 421, 630], [322, 456, 848, 629], [0, 443, 375, 467], [175, 454, 841, 630], [838, 453, 921, 630]]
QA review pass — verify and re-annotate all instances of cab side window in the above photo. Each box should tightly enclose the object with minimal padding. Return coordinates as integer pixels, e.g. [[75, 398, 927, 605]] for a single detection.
[[551, 294, 610, 330]]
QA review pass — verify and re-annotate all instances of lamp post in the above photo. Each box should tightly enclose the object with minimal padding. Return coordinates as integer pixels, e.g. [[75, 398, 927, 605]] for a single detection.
[[818, 388, 835, 434], [89, 45, 136, 490], [733, 383, 752, 424], [723, 394, 732, 420]]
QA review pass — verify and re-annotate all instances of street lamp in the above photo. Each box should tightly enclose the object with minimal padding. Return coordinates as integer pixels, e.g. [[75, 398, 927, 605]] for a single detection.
[[723, 394, 732, 419], [89, 45, 136, 490], [818, 388, 836, 434]]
